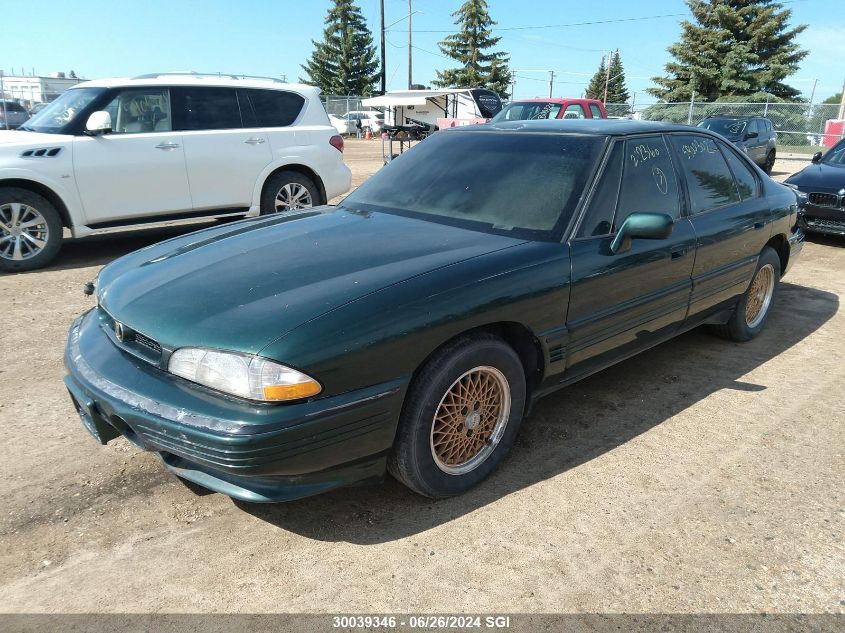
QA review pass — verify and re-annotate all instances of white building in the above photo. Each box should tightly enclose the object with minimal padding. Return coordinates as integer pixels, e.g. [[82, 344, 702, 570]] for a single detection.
[[0, 74, 84, 107]]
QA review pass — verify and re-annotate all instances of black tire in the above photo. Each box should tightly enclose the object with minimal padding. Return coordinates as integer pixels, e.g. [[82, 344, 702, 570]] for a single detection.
[[388, 334, 527, 498], [710, 246, 781, 342], [260, 171, 321, 215], [0, 187, 63, 272], [763, 149, 776, 175]]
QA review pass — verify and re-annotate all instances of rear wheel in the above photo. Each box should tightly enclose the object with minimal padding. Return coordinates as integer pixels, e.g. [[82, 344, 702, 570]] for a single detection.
[[0, 187, 63, 272], [388, 334, 526, 498], [710, 246, 780, 342], [260, 171, 321, 216]]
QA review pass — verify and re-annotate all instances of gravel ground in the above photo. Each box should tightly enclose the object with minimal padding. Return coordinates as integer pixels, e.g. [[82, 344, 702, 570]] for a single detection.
[[0, 142, 843, 615]]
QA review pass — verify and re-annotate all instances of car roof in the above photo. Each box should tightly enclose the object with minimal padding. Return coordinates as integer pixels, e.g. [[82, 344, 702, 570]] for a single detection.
[[507, 98, 604, 104], [471, 118, 706, 136], [70, 75, 321, 99]]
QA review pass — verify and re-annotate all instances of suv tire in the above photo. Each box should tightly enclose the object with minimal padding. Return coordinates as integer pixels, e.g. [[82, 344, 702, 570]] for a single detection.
[[0, 187, 63, 272], [260, 171, 321, 215]]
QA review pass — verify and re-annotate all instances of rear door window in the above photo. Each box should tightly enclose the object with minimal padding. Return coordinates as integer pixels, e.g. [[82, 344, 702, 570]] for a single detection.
[[247, 89, 305, 127], [721, 143, 760, 200], [669, 135, 740, 213], [174, 87, 242, 131]]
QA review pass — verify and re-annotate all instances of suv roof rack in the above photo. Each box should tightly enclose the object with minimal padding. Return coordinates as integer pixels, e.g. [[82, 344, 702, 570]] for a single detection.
[[131, 71, 286, 83]]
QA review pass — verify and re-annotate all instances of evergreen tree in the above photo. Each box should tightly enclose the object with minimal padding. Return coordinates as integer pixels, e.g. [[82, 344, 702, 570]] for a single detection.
[[585, 56, 607, 101], [822, 93, 842, 105], [69, 70, 78, 79], [649, 0, 807, 102], [585, 51, 629, 103], [301, 0, 379, 96], [606, 51, 629, 103], [432, 0, 511, 98]]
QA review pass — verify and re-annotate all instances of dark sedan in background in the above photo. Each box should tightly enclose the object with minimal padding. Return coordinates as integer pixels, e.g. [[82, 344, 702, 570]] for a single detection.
[[785, 139, 845, 237], [65, 120, 803, 502]]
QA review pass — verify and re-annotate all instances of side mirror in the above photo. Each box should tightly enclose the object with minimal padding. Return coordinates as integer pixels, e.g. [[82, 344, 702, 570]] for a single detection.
[[85, 111, 112, 135], [811, 151, 822, 164], [610, 212, 674, 254], [744, 131, 759, 140]]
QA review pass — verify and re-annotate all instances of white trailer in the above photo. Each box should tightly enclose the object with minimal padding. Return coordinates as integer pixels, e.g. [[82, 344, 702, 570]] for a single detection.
[[362, 88, 502, 132]]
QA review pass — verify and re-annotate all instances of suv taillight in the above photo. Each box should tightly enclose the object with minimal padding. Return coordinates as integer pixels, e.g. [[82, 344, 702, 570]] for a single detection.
[[329, 135, 344, 153]]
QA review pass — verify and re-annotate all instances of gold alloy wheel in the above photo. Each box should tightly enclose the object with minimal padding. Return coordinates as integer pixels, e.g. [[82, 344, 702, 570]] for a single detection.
[[430, 366, 511, 475], [745, 263, 776, 328]]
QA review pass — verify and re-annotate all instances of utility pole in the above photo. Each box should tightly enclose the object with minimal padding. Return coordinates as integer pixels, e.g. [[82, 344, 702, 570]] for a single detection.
[[380, 0, 386, 94], [548, 70, 555, 98], [510, 72, 516, 100], [407, 0, 413, 89]]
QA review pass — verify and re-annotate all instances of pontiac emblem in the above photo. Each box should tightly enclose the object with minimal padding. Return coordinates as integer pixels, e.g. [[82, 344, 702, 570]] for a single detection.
[[114, 321, 126, 342]]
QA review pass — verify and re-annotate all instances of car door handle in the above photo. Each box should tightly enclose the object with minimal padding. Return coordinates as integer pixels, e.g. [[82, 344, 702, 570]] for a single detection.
[[244, 137, 266, 145], [155, 142, 180, 150], [670, 248, 687, 259], [754, 221, 765, 230]]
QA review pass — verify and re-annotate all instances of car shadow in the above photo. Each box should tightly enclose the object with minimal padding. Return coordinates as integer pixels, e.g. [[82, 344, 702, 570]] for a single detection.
[[804, 232, 844, 247], [235, 282, 838, 544]]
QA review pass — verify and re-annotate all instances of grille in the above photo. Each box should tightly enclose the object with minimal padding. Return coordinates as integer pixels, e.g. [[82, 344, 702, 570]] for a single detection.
[[808, 192, 841, 208], [134, 332, 163, 354], [806, 217, 845, 231]]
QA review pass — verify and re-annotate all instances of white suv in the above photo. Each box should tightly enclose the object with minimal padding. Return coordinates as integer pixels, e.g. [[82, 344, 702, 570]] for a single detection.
[[0, 73, 351, 271]]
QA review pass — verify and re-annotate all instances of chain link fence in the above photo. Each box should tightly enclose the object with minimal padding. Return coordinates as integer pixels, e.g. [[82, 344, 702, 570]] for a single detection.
[[322, 95, 367, 117], [607, 101, 845, 154]]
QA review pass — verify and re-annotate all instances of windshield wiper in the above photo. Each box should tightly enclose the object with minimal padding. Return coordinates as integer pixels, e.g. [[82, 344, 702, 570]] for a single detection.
[[17, 125, 32, 132]]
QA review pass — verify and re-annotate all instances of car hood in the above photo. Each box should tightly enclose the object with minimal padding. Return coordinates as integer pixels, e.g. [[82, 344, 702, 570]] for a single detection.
[[784, 162, 845, 192], [0, 129, 71, 147], [97, 208, 526, 354]]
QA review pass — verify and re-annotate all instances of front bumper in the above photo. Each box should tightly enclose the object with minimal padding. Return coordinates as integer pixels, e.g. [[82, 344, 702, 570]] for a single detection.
[[64, 310, 406, 502], [798, 204, 845, 237]]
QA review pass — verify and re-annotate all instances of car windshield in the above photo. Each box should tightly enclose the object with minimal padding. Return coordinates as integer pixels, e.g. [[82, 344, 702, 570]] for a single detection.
[[491, 102, 564, 122], [19, 87, 105, 133], [339, 130, 605, 240], [697, 118, 748, 137], [820, 140, 845, 166]]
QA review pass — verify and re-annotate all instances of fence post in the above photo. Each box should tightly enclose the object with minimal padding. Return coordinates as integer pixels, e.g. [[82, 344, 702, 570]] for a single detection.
[[763, 93, 770, 118], [687, 90, 695, 125]]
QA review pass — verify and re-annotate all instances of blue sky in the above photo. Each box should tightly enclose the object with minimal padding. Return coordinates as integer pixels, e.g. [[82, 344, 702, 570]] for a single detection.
[[1, 0, 842, 103]]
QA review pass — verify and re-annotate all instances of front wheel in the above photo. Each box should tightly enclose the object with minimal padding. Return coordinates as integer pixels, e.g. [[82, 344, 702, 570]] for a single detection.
[[711, 247, 780, 342], [0, 187, 63, 272], [388, 334, 526, 498], [260, 171, 321, 216], [763, 149, 776, 175]]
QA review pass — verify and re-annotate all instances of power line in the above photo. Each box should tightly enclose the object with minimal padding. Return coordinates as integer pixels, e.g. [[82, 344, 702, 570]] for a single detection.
[[386, 12, 687, 33]]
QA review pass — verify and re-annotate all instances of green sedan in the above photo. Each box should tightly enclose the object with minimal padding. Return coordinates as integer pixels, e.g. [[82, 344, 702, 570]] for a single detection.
[[64, 120, 804, 501]]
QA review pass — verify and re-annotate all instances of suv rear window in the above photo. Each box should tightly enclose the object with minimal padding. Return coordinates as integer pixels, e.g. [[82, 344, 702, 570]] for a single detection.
[[1, 101, 26, 112], [247, 89, 305, 127]]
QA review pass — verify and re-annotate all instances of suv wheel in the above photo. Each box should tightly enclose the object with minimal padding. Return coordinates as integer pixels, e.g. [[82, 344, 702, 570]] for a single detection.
[[0, 187, 63, 272], [260, 171, 320, 215], [763, 150, 776, 175]]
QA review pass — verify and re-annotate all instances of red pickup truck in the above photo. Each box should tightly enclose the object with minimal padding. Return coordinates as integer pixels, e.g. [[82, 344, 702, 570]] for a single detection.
[[490, 98, 608, 122]]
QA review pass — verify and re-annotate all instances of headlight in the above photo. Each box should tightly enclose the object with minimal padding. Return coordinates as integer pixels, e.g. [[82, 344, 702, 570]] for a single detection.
[[168, 348, 321, 402]]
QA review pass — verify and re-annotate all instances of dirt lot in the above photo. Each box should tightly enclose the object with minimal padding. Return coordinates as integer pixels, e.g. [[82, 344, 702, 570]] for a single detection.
[[0, 141, 843, 615]]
